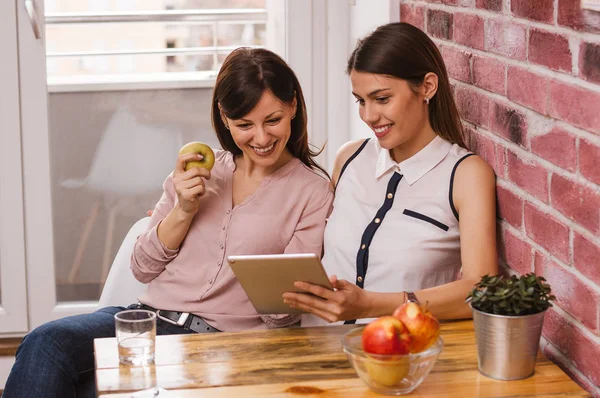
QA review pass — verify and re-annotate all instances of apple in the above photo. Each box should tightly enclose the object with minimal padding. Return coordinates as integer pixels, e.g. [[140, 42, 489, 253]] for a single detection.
[[362, 316, 411, 356], [392, 302, 440, 353], [361, 316, 412, 387], [364, 357, 410, 387], [178, 142, 215, 171]]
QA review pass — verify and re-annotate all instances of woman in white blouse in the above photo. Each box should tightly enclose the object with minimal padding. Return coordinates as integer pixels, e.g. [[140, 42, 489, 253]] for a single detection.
[[284, 22, 498, 325]]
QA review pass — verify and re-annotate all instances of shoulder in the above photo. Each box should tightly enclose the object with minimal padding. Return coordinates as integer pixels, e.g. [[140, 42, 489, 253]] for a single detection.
[[332, 138, 370, 186], [452, 154, 496, 215], [294, 161, 334, 195], [453, 154, 495, 185]]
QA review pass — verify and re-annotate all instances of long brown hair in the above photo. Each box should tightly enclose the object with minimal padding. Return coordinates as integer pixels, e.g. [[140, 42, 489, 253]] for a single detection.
[[347, 22, 467, 149], [211, 47, 329, 177]]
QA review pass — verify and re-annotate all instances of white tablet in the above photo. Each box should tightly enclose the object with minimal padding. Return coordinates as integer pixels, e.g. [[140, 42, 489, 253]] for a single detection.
[[227, 253, 333, 314]]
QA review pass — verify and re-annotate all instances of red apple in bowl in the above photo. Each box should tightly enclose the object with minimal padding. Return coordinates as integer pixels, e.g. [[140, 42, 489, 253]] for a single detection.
[[393, 302, 440, 353], [362, 316, 411, 355], [361, 316, 412, 386]]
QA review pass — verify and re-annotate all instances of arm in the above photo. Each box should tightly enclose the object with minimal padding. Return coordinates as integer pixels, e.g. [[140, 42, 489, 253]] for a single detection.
[[406, 155, 498, 319], [261, 183, 335, 328], [130, 175, 180, 283], [131, 153, 211, 283], [284, 155, 498, 322]]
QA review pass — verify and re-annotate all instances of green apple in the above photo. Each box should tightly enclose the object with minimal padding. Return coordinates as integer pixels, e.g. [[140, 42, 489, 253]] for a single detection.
[[178, 142, 215, 171]]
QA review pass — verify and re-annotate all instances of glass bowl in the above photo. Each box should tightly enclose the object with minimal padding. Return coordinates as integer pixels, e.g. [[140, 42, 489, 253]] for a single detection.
[[342, 326, 443, 395]]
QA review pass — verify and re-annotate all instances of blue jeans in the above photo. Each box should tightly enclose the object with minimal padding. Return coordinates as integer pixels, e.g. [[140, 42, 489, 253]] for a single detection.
[[2, 305, 194, 398]]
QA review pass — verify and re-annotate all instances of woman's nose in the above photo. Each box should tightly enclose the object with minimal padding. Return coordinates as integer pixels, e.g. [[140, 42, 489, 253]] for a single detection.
[[363, 103, 379, 124]]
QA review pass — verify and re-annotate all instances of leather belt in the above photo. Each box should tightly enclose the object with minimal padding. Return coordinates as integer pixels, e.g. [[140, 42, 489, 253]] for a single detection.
[[139, 304, 221, 333]]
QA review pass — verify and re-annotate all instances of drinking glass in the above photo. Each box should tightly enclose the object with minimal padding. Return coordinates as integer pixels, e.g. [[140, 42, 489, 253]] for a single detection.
[[114, 310, 156, 366]]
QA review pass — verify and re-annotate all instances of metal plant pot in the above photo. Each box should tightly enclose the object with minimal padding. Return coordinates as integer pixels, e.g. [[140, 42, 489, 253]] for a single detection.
[[472, 307, 547, 380]]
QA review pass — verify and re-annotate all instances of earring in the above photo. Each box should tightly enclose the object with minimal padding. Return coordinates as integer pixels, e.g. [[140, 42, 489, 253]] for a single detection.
[[291, 113, 296, 120], [425, 97, 430, 105], [224, 124, 230, 130]]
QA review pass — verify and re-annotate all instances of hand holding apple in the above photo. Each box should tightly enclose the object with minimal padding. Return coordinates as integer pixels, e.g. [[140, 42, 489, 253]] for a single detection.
[[172, 143, 213, 216], [392, 302, 440, 353], [178, 142, 215, 171]]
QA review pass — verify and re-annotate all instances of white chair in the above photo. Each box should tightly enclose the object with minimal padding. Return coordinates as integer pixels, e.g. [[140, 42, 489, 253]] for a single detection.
[[61, 109, 183, 285], [98, 217, 150, 308]]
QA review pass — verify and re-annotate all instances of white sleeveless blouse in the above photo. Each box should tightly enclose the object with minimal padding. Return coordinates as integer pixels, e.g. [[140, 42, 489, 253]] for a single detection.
[[302, 136, 471, 326]]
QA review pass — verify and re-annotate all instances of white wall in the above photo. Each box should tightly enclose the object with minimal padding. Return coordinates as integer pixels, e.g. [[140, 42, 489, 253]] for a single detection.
[[348, 0, 400, 141]]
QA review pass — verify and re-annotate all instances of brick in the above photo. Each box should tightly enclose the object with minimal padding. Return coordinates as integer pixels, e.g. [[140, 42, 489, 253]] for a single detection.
[[543, 309, 600, 386], [549, 81, 600, 134], [524, 203, 569, 262], [558, 0, 600, 33], [496, 143, 507, 178], [456, 86, 490, 128], [511, 0, 553, 23], [400, 4, 425, 30], [535, 252, 598, 332], [579, 139, 600, 185], [472, 55, 505, 94], [541, 307, 572, 353], [453, 13, 485, 50], [497, 185, 523, 228], [476, 0, 502, 12], [499, 228, 532, 274], [528, 29, 572, 73], [485, 19, 527, 60], [551, 174, 600, 233], [427, 10, 453, 40], [530, 127, 577, 172], [580, 42, 600, 85], [470, 130, 499, 174], [443, 46, 471, 83], [541, 342, 600, 397], [507, 66, 548, 114], [574, 232, 600, 287], [507, 152, 549, 203], [491, 102, 527, 146]]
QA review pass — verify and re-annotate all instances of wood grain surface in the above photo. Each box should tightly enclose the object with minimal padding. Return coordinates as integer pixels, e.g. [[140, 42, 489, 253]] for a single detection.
[[95, 320, 590, 397]]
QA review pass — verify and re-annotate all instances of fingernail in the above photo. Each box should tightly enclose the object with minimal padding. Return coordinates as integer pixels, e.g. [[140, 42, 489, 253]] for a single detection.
[[197, 154, 203, 159]]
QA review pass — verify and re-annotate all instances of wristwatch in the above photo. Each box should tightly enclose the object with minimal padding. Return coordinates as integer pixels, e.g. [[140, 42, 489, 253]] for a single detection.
[[406, 291, 419, 304]]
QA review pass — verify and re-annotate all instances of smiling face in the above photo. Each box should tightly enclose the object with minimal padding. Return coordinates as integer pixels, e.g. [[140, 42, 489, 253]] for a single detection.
[[350, 71, 434, 155], [223, 89, 296, 169]]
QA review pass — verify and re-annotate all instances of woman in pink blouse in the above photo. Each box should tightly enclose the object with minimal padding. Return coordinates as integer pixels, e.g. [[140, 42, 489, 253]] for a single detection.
[[3, 48, 333, 398]]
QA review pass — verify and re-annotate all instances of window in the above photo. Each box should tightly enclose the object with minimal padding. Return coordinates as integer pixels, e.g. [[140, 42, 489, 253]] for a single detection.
[[582, 0, 600, 11], [45, 0, 269, 90]]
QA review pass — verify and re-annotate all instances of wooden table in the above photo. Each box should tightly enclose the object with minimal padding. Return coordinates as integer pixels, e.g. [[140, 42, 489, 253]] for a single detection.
[[95, 320, 590, 397]]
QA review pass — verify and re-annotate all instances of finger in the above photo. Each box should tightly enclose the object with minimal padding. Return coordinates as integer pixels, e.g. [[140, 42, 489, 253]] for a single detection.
[[186, 184, 206, 197], [183, 166, 211, 181], [283, 291, 332, 313], [175, 153, 203, 176], [284, 299, 339, 323], [180, 176, 203, 190], [293, 281, 336, 300], [146, 210, 153, 216], [329, 274, 338, 287]]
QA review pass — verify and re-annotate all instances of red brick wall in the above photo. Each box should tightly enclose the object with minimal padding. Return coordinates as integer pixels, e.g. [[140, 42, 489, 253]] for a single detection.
[[400, 0, 600, 395]]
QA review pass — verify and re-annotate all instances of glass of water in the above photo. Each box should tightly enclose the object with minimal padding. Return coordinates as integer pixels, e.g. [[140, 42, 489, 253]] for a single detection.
[[114, 310, 156, 366]]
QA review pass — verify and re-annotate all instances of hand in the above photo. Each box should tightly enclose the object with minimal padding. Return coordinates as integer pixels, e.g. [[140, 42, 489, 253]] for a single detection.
[[172, 153, 211, 216], [282, 275, 370, 323]]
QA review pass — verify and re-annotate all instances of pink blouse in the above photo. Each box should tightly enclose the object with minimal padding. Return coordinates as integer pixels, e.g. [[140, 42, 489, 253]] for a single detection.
[[131, 150, 333, 332]]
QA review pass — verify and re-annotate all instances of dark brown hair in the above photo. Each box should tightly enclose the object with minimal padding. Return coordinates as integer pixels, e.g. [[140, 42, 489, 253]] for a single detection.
[[347, 22, 467, 149], [211, 47, 328, 177]]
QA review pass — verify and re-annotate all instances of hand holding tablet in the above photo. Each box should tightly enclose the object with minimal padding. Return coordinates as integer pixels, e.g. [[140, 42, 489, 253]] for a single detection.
[[227, 253, 333, 314]]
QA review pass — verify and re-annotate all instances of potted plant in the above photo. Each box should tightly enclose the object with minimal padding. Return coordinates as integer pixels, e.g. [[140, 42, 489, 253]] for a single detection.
[[466, 273, 555, 380]]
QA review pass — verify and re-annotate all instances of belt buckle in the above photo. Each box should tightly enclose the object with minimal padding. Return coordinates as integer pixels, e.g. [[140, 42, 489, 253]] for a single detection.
[[156, 310, 190, 327]]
